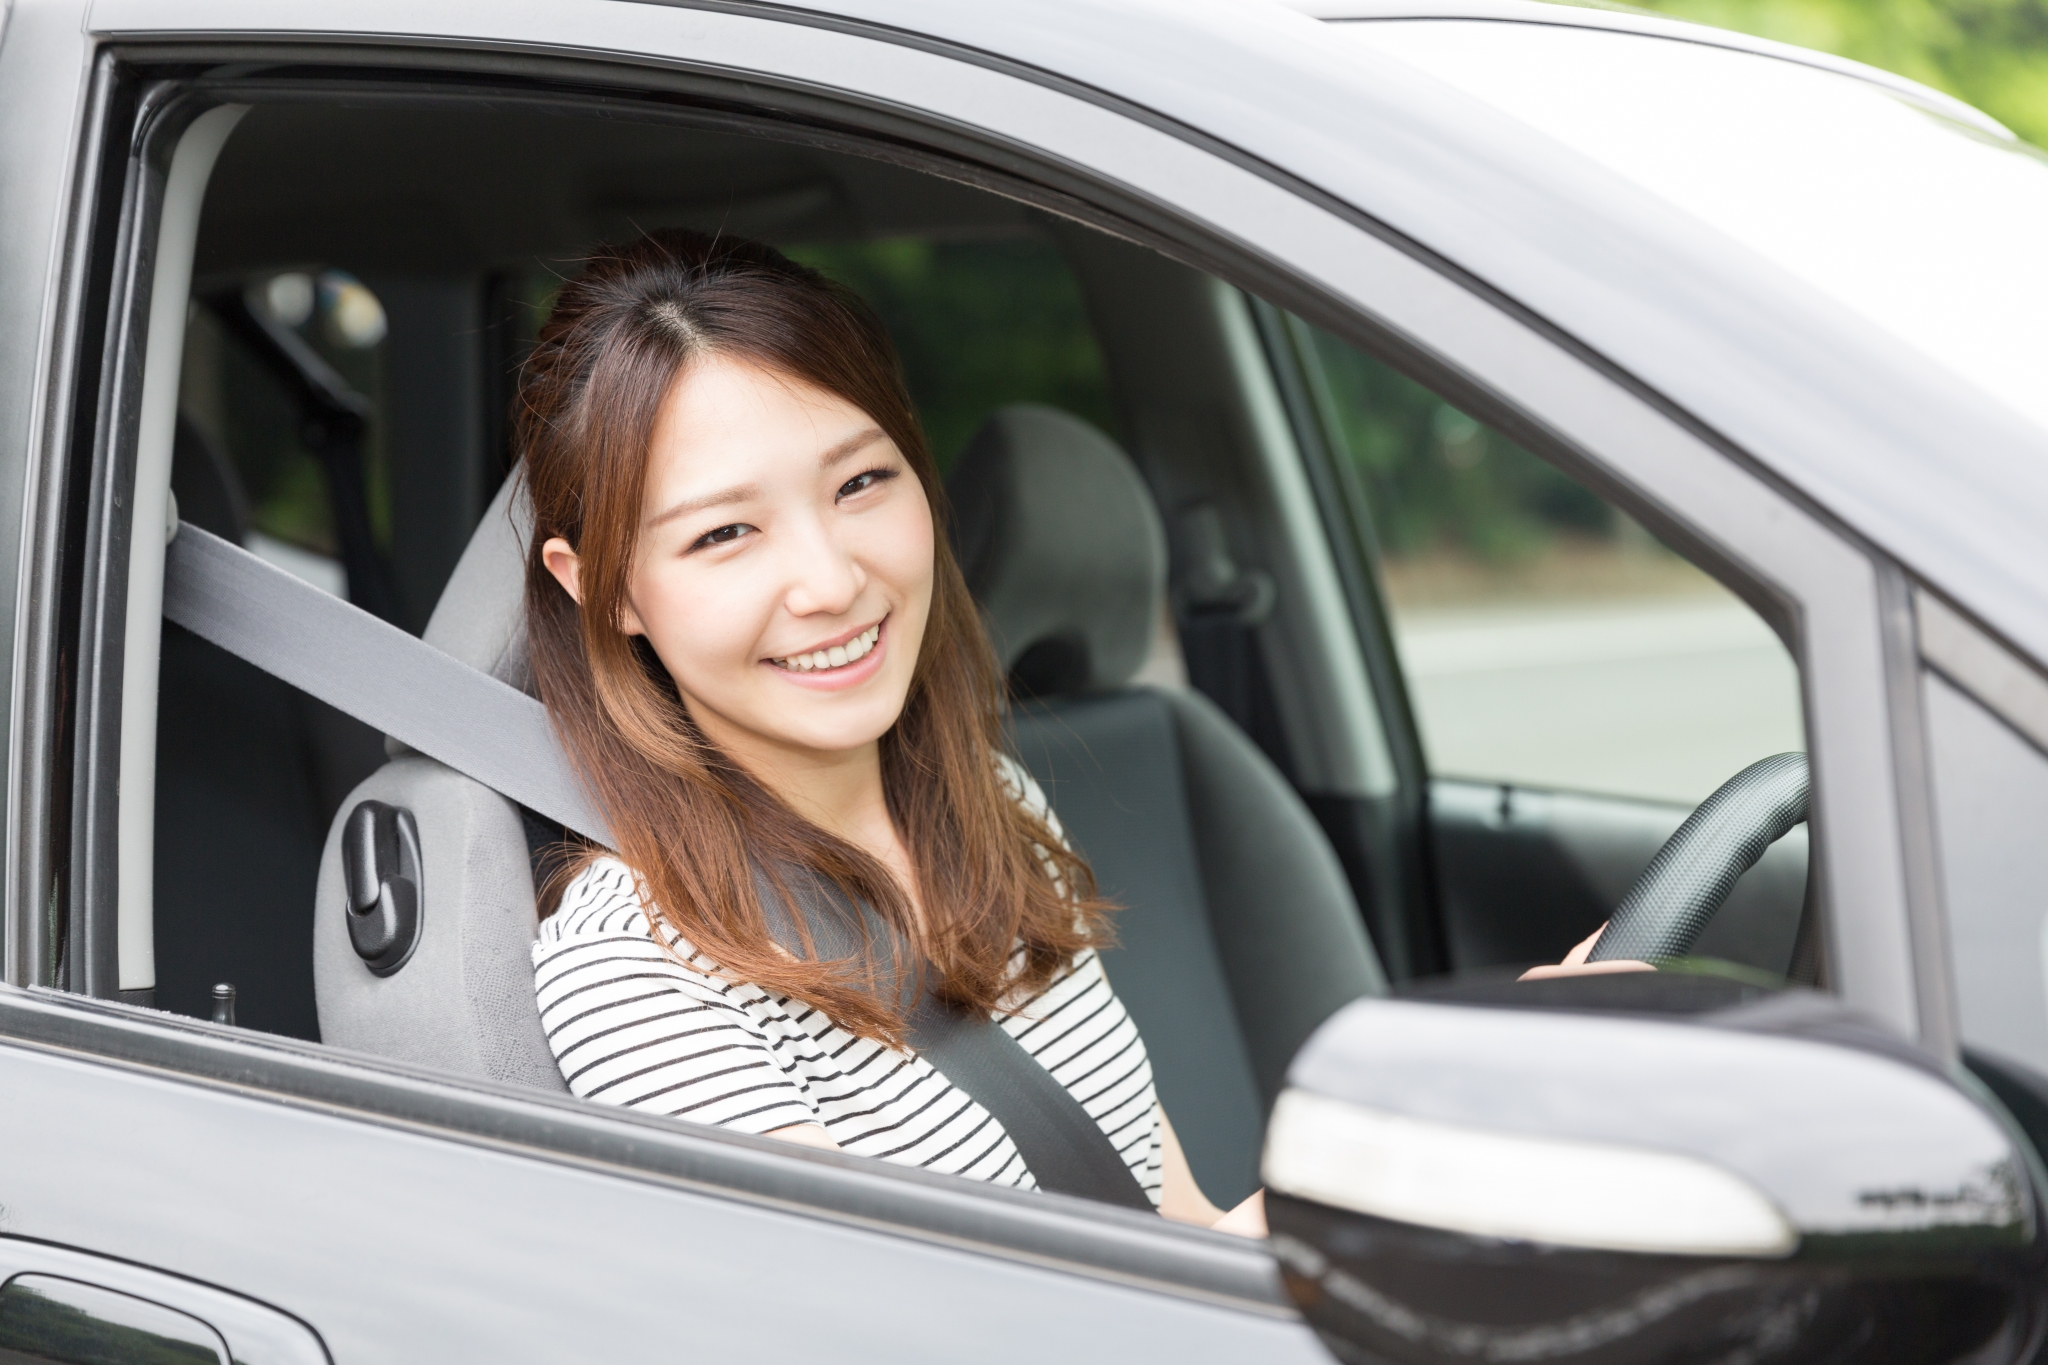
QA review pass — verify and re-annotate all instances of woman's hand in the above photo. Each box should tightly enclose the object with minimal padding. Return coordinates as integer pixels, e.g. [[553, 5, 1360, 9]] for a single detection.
[[1518, 923, 1655, 981], [1159, 1109, 1267, 1237], [1210, 1189, 1267, 1238]]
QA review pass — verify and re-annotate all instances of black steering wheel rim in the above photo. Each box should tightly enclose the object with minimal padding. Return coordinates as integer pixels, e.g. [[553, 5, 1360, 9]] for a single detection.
[[1587, 752, 1810, 963]]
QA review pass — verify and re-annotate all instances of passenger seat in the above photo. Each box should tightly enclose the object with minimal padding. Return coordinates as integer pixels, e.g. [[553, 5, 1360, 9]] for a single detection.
[[949, 405, 1385, 1203]]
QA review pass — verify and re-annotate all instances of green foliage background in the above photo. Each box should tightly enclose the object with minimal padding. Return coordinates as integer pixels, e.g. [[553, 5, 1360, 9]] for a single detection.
[[1630, 0, 2048, 146]]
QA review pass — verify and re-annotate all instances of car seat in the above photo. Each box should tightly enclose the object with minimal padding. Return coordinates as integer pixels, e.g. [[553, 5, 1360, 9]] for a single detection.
[[312, 409, 1384, 1198], [311, 470, 571, 1090], [949, 405, 1384, 1199]]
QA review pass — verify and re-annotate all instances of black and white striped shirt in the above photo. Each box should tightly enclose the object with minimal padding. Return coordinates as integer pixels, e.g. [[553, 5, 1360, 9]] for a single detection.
[[531, 769, 1163, 1203]]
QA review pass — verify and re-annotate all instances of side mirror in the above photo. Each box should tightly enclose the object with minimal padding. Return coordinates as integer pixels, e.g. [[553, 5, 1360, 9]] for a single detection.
[[1263, 981, 2047, 1364]]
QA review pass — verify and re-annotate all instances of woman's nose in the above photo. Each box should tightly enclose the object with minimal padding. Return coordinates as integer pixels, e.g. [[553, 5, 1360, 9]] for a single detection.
[[780, 517, 865, 617]]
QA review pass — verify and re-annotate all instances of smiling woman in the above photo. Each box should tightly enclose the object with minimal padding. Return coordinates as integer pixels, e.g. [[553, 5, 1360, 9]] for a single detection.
[[514, 231, 1264, 1232], [547, 356, 934, 777]]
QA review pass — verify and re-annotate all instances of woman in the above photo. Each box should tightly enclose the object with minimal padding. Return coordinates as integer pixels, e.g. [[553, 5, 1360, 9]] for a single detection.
[[519, 231, 1634, 1237], [521, 229, 1264, 1233]]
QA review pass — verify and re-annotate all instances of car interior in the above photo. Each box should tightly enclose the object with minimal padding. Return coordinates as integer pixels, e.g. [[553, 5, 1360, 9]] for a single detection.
[[147, 95, 1814, 1208]]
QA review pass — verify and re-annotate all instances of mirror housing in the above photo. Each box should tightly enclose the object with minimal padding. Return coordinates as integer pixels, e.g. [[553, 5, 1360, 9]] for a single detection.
[[1263, 981, 2047, 1364]]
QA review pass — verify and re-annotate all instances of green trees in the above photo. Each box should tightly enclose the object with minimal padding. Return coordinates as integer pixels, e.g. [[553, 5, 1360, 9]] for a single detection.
[[1633, 0, 2048, 145]]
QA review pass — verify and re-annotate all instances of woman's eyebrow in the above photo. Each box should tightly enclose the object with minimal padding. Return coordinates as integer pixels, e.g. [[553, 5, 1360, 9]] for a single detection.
[[644, 428, 888, 528], [820, 426, 888, 469], [645, 482, 761, 529]]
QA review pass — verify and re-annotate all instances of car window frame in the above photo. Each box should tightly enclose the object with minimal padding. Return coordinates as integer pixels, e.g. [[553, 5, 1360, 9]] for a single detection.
[[0, 0, 1943, 1283]]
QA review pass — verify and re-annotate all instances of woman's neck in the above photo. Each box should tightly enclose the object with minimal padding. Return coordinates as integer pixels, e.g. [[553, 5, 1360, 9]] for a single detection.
[[755, 741, 893, 851], [693, 709, 907, 876], [687, 703, 926, 934]]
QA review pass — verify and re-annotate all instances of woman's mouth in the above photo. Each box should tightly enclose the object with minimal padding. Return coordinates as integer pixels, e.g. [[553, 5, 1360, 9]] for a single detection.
[[768, 621, 882, 674]]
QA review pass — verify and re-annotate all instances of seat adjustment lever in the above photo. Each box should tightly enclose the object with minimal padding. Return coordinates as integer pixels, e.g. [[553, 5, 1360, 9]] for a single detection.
[[341, 800, 424, 976]]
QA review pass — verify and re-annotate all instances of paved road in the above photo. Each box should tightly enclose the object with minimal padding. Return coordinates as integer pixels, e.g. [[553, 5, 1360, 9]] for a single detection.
[[1392, 596, 1805, 805]]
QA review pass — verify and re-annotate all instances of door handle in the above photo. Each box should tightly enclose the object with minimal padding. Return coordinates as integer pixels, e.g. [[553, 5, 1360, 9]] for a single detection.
[[0, 1237, 328, 1365]]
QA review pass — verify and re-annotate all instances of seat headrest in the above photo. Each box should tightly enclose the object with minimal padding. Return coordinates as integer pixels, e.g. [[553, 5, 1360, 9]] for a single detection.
[[947, 405, 1166, 696], [425, 468, 535, 692]]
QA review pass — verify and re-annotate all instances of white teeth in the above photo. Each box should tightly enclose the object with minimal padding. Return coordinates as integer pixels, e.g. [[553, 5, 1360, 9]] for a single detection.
[[775, 624, 882, 671]]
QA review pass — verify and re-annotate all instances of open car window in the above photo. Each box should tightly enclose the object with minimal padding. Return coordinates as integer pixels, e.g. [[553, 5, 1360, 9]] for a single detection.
[[137, 90, 1817, 1077]]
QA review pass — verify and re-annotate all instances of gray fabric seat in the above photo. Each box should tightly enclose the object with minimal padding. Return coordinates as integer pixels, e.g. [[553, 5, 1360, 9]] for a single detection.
[[950, 406, 1384, 1203], [313, 407, 1384, 1204], [312, 472, 569, 1091]]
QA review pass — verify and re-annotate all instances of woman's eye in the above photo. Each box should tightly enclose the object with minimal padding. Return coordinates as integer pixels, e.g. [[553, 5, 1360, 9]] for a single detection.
[[691, 523, 753, 551], [837, 467, 898, 500]]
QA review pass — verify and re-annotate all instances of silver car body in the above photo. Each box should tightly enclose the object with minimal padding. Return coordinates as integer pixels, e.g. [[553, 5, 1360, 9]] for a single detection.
[[1, 0, 2042, 1357]]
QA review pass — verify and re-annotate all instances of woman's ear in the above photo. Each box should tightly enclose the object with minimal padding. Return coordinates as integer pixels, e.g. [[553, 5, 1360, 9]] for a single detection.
[[541, 537, 585, 605], [542, 535, 649, 636]]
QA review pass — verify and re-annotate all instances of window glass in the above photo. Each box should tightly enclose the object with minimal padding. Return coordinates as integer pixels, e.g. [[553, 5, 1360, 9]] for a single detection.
[[1299, 325, 1804, 805], [1924, 669, 2048, 1076]]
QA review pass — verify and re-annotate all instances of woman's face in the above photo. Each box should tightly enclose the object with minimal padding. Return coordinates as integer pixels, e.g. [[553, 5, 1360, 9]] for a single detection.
[[548, 353, 935, 772]]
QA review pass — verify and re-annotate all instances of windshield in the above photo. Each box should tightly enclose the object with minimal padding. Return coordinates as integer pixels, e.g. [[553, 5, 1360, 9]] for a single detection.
[[1336, 20, 2048, 432]]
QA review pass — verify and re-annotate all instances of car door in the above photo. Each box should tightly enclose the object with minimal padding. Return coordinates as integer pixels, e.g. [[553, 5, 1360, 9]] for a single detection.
[[0, 6, 1339, 1360], [0, 0, 1950, 1356]]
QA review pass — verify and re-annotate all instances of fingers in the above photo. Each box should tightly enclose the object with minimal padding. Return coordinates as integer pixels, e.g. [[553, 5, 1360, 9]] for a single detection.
[[1518, 959, 1656, 981], [1512, 920, 1657, 979], [1210, 1189, 1267, 1239], [1562, 923, 1606, 966]]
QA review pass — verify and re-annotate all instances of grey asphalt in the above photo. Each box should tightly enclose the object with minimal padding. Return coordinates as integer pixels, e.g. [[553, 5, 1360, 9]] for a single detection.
[[1392, 596, 1805, 805]]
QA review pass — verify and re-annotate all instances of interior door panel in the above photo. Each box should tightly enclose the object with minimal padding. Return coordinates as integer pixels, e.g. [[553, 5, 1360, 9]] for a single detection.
[[1431, 778, 1809, 975]]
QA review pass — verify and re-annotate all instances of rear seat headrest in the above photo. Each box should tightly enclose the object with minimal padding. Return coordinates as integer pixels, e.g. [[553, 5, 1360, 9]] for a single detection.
[[946, 405, 1167, 697]]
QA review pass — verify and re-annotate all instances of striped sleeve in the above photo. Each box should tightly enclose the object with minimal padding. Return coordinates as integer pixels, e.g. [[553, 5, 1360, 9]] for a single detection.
[[532, 858, 818, 1135]]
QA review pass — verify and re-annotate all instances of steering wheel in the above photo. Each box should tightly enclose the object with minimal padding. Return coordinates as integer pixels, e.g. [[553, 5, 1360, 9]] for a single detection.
[[1586, 752, 1809, 963]]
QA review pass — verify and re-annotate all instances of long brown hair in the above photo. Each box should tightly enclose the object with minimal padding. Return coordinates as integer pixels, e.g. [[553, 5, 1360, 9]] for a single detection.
[[518, 230, 1111, 1044]]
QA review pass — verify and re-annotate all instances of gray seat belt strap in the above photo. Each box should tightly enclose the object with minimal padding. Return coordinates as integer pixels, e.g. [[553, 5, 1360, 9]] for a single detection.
[[906, 996, 1155, 1209], [165, 522, 1152, 1211], [760, 873, 1154, 1210], [162, 522, 614, 846]]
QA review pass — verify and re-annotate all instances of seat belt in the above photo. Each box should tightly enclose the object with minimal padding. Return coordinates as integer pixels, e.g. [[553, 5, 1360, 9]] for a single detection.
[[759, 869, 1152, 1210], [162, 519, 611, 844], [162, 522, 1152, 1211]]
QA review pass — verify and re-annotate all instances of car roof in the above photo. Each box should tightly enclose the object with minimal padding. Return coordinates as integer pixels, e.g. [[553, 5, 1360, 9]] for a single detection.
[[1272, 0, 2010, 139], [783, 0, 2048, 669]]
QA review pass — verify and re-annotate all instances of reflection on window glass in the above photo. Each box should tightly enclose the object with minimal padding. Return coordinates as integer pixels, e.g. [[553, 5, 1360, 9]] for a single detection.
[[1299, 324, 1803, 804], [787, 236, 1117, 470]]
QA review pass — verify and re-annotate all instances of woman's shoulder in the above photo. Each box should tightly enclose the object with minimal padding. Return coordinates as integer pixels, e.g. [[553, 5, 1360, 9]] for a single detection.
[[995, 753, 1066, 846], [535, 855, 659, 947]]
